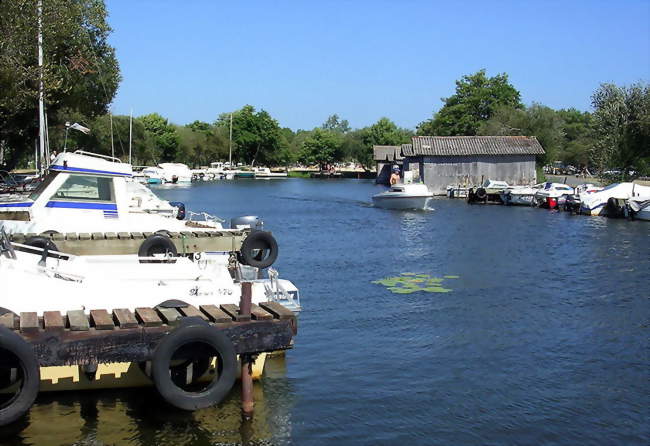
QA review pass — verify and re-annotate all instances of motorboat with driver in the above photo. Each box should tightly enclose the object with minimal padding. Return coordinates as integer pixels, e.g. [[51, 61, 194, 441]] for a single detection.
[[372, 171, 433, 210]]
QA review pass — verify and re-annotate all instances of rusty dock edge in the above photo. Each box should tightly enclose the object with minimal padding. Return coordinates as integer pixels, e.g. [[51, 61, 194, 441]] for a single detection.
[[0, 284, 297, 425]]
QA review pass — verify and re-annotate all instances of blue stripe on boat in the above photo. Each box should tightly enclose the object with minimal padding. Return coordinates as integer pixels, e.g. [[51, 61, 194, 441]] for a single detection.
[[46, 201, 117, 210], [0, 202, 34, 208], [50, 165, 131, 177]]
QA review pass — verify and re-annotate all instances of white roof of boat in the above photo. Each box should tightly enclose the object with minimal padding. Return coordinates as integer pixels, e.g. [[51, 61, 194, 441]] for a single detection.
[[51, 152, 132, 177]]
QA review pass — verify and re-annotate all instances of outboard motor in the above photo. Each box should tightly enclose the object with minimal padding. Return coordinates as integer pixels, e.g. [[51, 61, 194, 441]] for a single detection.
[[230, 215, 264, 230], [169, 201, 186, 220]]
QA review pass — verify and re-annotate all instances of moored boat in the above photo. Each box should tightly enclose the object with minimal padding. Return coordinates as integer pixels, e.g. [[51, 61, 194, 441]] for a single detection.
[[532, 182, 575, 209], [626, 196, 650, 221], [500, 184, 541, 206], [580, 182, 650, 216]]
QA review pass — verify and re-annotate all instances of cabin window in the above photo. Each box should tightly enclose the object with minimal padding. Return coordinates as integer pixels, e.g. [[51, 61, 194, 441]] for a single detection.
[[51, 175, 114, 202], [28, 171, 59, 201]]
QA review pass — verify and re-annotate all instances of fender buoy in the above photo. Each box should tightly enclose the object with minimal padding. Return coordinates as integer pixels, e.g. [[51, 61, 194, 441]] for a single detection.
[[152, 324, 236, 410], [24, 236, 58, 253], [0, 327, 40, 425], [238, 231, 278, 269], [138, 234, 177, 263], [475, 187, 487, 200]]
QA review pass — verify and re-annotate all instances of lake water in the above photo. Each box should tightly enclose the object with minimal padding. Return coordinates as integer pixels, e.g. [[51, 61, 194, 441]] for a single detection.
[[4, 179, 649, 445]]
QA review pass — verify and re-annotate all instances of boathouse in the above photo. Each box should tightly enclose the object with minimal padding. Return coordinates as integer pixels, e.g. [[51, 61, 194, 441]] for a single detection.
[[402, 136, 545, 194], [373, 145, 403, 185]]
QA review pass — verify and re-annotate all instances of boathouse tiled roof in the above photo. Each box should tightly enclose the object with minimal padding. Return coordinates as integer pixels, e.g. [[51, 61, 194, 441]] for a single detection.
[[373, 145, 403, 162], [404, 136, 545, 157]]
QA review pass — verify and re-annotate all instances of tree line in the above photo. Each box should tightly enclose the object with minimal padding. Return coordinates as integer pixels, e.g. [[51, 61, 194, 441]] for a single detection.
[[1, 1, 648, 177]]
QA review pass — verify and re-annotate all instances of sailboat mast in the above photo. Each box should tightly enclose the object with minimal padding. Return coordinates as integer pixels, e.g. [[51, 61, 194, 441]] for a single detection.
[[229, 112, 233, 166], [129, 109, 133, 165], [37, 0, 46, 172], [109, 112, 114, 158]]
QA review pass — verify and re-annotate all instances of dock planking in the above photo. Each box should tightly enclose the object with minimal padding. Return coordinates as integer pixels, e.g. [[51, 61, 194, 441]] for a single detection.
[[4, 301, 296, 367]]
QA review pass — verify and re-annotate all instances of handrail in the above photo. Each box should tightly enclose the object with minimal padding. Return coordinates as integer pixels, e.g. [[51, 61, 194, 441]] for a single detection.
[[73, 150, 122, 163]]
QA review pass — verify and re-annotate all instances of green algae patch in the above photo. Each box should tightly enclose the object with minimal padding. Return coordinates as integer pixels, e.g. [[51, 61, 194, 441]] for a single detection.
[[372, 273, 457, 294]]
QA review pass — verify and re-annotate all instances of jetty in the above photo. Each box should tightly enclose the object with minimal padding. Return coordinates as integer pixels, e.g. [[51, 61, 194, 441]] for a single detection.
[[0, 282, 297, 425]]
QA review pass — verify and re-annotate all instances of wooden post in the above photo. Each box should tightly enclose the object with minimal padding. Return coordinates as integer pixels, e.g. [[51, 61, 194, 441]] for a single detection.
[[241, 354, 254, 419], [239, 282, 254, 419]]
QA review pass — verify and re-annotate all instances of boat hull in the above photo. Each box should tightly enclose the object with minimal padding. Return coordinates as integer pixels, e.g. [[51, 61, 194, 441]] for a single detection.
[[372, 195, 432, 210]]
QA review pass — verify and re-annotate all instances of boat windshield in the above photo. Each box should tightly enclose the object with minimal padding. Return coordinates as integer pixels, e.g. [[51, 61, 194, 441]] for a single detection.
[[601, 183, 620, 191], [28, 171, 59, 201]]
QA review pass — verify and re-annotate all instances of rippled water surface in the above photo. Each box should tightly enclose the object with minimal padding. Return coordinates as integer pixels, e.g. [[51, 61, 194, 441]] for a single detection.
[[4, 179, 649, 445]]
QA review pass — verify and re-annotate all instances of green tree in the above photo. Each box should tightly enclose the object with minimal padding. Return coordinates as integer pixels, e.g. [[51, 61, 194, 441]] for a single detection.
[[418, 69, 522, 136], [300, 128, 343, 166], [0, 0, 120, 169], [556, 108, 594, 167], [591, 82, 650, 177], [216, 105, 286, 166], [355, 118, 412, 170], [321, 114, 351, 133], [138, 113, 179, 162], [478, 103, 563, 165]]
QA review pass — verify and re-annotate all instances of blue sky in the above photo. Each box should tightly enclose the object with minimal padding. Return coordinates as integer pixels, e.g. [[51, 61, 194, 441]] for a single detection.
[[106, 0, 650, 130]]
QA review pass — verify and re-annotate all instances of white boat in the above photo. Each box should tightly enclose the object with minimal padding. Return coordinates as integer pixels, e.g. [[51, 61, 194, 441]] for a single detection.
[[580, 182, 650, 216], [141, 166, 164, 184], [373, 172, 433, 210], [252, 167, 288, 179], [626, 196, 650, 221], [563, 183, 603, 212], [0, 151, 223, 235], [500, 184, 542, 206], [0, 237, 300, 315], [532, 182, 575, 208], [158, 163, 192, 183]]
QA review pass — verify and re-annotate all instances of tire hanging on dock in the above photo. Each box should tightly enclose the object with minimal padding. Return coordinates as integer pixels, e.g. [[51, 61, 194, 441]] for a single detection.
[[238, 231, 278, 269], [138, 234, 177, 263], [151, 323, 237, 410], [0, 327, 40, 426]]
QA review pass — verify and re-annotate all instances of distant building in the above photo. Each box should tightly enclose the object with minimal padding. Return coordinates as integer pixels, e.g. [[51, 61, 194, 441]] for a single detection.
[[402, 136, 545, 195], [373, 145, 403, 185]]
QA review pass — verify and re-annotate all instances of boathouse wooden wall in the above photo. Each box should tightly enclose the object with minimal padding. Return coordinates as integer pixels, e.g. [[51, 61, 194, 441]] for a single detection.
[[403, 154, 537, 195]]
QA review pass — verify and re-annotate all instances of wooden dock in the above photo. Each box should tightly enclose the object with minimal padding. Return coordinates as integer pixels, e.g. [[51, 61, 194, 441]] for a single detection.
[[0, 283, 297, 425]]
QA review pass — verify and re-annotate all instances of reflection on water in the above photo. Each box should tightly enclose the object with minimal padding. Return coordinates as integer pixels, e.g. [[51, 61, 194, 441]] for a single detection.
[[1, 356, 294, 446], [3, 179, 648, 445]]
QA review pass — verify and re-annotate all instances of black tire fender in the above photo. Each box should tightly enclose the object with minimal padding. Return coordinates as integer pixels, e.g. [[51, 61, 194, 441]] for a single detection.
[[24, 236, 58, 252], [476, 187, 487, 200], [0, 326, 40, 425], [238, 231, 278, 269], [138, 234, 177, 262], [152, 324, 237, 410]]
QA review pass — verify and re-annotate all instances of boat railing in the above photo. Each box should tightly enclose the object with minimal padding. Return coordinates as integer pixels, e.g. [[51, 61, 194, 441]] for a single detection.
[[73, 150, 122, 163], [187, 211, 225, 224], [264, 267, 301, 313]]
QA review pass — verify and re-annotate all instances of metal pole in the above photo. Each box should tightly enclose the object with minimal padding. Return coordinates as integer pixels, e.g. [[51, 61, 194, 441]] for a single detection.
[[63, 123, 69, 152], [110, 112, 114, 159], [229, 113, 233, 167], [37, 0, 46, 175], [129, 109, 133, 165]]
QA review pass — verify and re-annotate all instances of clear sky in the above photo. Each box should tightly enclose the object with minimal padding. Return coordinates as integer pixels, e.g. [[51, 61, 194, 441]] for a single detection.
[[106, 0, 650, 131]]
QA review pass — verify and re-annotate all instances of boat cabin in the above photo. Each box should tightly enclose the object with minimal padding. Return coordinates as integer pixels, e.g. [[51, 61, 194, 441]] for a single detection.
[[0, 151, 184, 234]]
